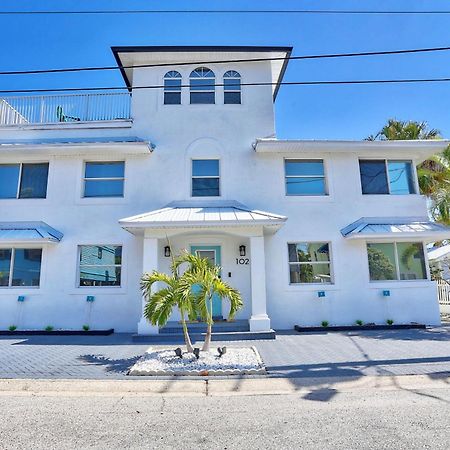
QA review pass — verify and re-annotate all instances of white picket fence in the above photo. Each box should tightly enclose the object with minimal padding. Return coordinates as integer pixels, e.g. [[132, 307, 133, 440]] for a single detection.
[[0, 92, 131, 126], [437, 279, 450, 306]]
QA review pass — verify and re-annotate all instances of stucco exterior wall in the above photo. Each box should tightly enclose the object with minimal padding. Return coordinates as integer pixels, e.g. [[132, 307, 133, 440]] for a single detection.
[[0, 56, 442, 331]]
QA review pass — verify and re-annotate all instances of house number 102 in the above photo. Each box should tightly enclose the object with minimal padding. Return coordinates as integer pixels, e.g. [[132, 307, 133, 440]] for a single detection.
[[236, 258, 250, 265]]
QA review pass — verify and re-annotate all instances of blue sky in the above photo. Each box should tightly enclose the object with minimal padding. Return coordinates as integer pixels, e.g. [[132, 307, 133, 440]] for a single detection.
[[1, 0, 450, 139]]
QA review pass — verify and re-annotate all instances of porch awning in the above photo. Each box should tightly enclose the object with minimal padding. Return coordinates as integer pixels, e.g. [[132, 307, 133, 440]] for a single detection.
[[119, 201, 287, 233], [0, 222, 63, 244], [341, 217, 450, 242]]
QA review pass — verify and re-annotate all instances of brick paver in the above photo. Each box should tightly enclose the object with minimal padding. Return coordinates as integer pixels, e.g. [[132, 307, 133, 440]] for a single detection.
[[0, 327, 449, 379]]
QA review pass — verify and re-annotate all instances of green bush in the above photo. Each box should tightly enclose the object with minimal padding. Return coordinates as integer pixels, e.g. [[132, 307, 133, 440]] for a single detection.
[[355, 320, 364, 326], [8, 325, 17, 332], [45, 325, 54, 332], [386, 319, 394, 326], [321, 320, 329, 327], [82, 324, 90, 332]]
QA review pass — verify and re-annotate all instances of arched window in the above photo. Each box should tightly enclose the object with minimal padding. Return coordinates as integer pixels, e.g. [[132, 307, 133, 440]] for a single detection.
[[223, 70, 241, 104], [190, 67, 215, 104], [163, 71, 182, 105]]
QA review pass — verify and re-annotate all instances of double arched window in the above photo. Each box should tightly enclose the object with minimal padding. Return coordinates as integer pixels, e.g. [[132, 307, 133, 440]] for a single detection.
[[163, 71, 182, 104], [223, 70, 241, 104], [189, 67, 215, 104]]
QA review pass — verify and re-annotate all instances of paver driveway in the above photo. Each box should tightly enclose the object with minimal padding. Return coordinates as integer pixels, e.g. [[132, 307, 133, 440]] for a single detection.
[[0, 327, 449, 379]]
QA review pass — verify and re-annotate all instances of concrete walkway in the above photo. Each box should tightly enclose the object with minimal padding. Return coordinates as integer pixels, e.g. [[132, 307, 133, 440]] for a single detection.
[[0, 327, 449, 380]]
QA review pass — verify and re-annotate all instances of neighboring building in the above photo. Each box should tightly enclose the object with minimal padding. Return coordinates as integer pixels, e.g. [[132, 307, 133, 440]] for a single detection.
[[0, 46, 449, 334], [428, 244, 450, 281]]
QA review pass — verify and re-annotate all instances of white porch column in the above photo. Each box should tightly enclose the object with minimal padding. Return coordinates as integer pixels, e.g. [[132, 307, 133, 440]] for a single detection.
[[137, 236, 159, 335], [249, 235, 271, 332]]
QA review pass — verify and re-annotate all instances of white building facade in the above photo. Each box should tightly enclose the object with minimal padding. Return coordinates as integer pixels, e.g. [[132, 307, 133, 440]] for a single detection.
[[0, 46, 449, 334]]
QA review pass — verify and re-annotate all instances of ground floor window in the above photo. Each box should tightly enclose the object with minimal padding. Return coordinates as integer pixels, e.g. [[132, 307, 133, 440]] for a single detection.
[[0, 248, 42, 287], [79, 245, 122, 287], [367, 242, 427, 281], [288, 242, 332, 284]]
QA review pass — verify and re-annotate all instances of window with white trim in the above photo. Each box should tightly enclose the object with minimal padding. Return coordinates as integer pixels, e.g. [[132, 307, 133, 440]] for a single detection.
[[223, 70, 241, 104], [0, 248, 42, 287], [367, 242, 427, 281], [0, 163, 49, 199], [83, 161, 125, 198], [288, 242, 332, 284], [191, 159, 220, 197], [164, 71, 182, 104], [285, 159, 327, 196], [359, 160, 416, 195], [79, 245, 122, 287], [190, 67, 215, 104]]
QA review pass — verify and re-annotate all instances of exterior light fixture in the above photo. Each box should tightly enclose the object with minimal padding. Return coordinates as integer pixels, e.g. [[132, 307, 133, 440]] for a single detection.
[[317, 291, 326, 298], [383, 290, 391, 297], [164, 246, 171, 257], [239, 245, 246, 257]]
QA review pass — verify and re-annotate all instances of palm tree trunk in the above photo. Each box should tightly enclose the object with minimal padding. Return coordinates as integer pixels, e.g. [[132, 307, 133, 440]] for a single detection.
[[202, 295, 213, 352], [180, 311, 194, 353], [202, 322, 212, 352]]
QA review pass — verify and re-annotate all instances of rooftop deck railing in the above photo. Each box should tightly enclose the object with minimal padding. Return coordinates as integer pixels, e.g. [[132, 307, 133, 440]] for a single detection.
[[0, 92, 131, 126]]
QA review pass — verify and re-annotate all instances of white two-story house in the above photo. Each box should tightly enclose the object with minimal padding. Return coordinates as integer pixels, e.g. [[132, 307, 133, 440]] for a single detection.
[[0, 46, 449, 335]]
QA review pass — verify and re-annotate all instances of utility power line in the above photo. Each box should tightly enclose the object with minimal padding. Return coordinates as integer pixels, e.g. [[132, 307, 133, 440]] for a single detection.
[[2, 78, 450, 95], [1, 46, 450, 76], [0, 9, 450, 15]]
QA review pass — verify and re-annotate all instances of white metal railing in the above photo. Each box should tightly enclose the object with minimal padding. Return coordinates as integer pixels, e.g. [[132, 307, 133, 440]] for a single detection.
[[437, 279, 450, 306], [0, 92, 131, 126]]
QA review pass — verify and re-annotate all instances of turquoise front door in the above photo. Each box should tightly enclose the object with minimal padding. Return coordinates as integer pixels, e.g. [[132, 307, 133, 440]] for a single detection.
[[191, 245, 222, 319]]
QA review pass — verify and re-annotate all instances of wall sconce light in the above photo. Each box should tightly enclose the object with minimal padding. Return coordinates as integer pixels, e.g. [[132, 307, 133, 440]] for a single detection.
[[239, 245, 246, 257], [17, 295, 25, 302], [86, 296, 95, 303], [164, 246, 171, 257], [382, 290, 390, 297], [317, 291, 326, 298]]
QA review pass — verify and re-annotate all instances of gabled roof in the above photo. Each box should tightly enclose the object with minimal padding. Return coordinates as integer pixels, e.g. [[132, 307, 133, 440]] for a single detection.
[[341, 217, 450, 242], [119, 200, 287, 232], [0, 222, 63, 244], [111, 45, 292, 100]]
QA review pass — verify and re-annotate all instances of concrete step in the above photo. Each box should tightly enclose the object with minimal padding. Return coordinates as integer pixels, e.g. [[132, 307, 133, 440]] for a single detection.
[[132, 329, 276, 342], [160, 320, 250, 334]]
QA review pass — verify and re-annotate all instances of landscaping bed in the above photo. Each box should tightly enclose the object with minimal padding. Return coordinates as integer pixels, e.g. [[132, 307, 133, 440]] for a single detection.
[[0, 329, 114, 336], [294, 324, 426, 333], [128, 346, 266, 376]]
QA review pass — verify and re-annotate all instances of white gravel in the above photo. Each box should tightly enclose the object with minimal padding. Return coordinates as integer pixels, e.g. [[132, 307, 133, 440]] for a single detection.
[[128, 346, 266, 376]]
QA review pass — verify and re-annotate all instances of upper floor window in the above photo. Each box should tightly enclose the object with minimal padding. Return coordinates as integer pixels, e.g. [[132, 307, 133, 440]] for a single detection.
[[367, 242, 426, 281], [359, 160, 416, 195], [164, 71, 182, 105], [190, 67, 215, 104], [79, 245, 122, 287], [285, 159, 327, 196], [0, 163, 49, 199], [288, 242, 332, 284], [223, 70, 241, 104], [192, 159, 220, 197], [0, 248, 42, 287], [83, 162, 125, 198]]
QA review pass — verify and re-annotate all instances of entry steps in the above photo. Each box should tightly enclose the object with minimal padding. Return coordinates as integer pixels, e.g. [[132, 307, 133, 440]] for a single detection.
[[133, 319, 275, 342]]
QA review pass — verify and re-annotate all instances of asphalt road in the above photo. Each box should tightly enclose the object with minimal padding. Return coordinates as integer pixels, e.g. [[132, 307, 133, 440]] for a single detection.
[[0, 378, 449, 449]]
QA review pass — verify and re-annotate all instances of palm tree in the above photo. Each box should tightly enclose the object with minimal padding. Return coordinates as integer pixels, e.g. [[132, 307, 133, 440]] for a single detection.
[[181, 252, 243, 352], [141, 253, 199, 353], [367, 119, 450, 225]]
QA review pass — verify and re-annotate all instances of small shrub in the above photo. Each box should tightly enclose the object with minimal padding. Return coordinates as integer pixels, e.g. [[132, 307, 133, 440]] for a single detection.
[[355, 320, 364, 326], [45, 325, 54, 332], [386, 319, 394, 326], [8, 325, 17, 332], [321, 320, 329, 327], [82, 324, 90, 332]]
